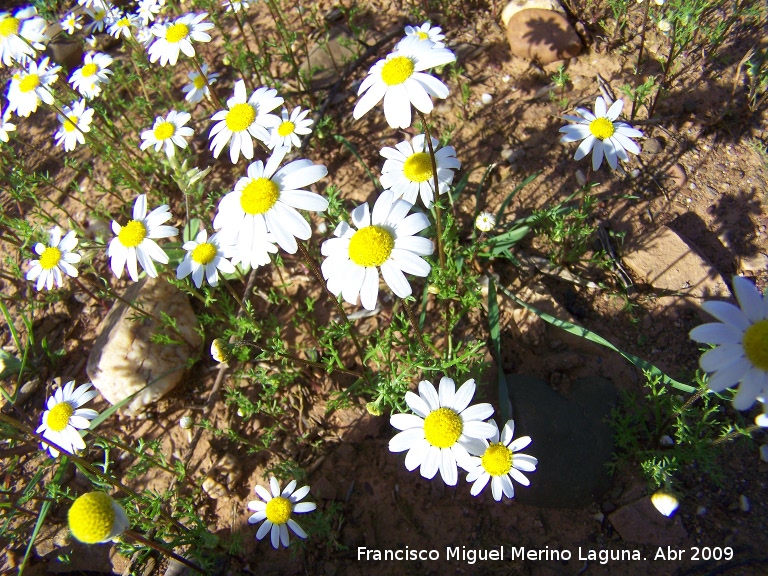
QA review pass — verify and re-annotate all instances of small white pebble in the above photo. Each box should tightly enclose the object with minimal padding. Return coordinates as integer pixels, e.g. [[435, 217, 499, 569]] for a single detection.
[[480, 93, 493, 105], [502, 75, 511, 83], [659, 435, 674, 447], [630, 168, 641, 179], [760, 444, 768, 462], [696, 506, 707, 516], [593, 512, 604, 522], [739, 494, 750, 512], [575, 169, 586, 186]]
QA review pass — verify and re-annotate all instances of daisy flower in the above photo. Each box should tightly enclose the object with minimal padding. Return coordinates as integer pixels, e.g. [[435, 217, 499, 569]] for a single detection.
[[54, 99, 94, 152], [208, 79, 283, 164], [465, 419, 537, 501], [353, 41, 456, 129], [107, 11, 138, 39], [69, 52, 113, 99], [379, 134, 460, 208], [396, 22, 446, 50], [140, 110, 193, 158], [0, 6, 48, 67], [689, 276, 768, 412], [321, 190, 433, 310], [267, 106, 313, 151], [61, 13, 83, 35], [36, 380, 99, 458], [147, 12, 213, 66], [475, 211, 496, 232], [177, 229, 236, 288], [247, 477, 316, 549], [136, 0, 163, 26], [0, 108, 15, 142], [26, 226, 81, 291], [559, 96, 642, 171], [84, 4, 117, 35], [214, 146, 328, 259], [7, 57, 60, 117], [389, 377, 496, 485], [182, 63, 219, 104], [223, 0, 250, 12], [68, 492, 129, 544], [107, 194, 178, 281]]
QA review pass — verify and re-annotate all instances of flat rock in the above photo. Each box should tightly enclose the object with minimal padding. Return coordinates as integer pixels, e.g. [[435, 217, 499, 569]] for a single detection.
[[505, 8, 582, 65], [609, 497, 688, 545], [507, 375, 617, 507], [86, 277, 202, 415], [622, 226, 730, 299], [501, 0, 566, 25], [300, 26, 380, 90]]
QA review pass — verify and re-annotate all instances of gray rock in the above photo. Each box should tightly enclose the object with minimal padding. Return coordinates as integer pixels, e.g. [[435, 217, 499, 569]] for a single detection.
[[506, 375, 617, 507], [300, 26, 380, 90], [86, 277, 202, 415], [609, 497, 688, 545], [642, 137, 663, 155]]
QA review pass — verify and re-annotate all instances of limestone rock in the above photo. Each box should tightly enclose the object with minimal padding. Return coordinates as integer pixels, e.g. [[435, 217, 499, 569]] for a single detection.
[[622, 226, 730, 299], [609, 497, 688, 545], [86, 277, 202, 415], [301, 26, 381, 90], [505, 8, 582, 65], [507, 375, 617, 508], [501, 0, 566, 25]]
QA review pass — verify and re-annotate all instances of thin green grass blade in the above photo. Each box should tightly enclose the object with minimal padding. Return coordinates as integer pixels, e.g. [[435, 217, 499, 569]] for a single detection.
[[487, 277, 511, 422], [334, 134, 379, 190], [495, 171, 540, 226], [497, 282, 695, 393]]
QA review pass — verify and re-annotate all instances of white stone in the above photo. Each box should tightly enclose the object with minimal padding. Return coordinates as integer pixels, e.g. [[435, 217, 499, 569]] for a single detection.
[[86, 277, 202, 416]]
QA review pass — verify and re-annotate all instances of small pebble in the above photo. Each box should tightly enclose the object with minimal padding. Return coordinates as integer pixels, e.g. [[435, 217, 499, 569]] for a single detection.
[[575, 169, 586, 186], [696, 506, 707, 516], [760, 444, 768, 462], [480, 93, 493, 104], [630, 168, 641, 178], [659, 435, 674, 447], [739, 494, 750, 512]]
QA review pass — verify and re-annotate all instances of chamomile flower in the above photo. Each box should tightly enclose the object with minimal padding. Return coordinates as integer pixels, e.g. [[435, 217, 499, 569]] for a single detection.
[[208, 79, 283, 164], [136, 0, 163, 26], [379, 134, 460, 208], [321, 190, 433, 310], [61, 13, 83, 35], [389, 377, 496, 485], [54, 99, 94, 151], [69, 52, 113, 99], [36, 380, 99, 458], [140, 110, 193, 158], [147, 12, 213, 66], [267, 106, 313, 150], [353, 41, 456, 129], [689, 276, 768, 411], [26, 226, 81, 291], [0, 7, 48, 67], [223, 0, 250, 12], [475, 212, 496, 232], [107, 194, 178, 281], [68, 492, 129, 544], [465, 419, 537, 501], [559, 96, 642, 171], [107, 11, 138, 38], [182, 63, 219, 104], [0, 108, 15, 142], [214, 146, 328, 259], [7, 57, 60, 117], [177, 229, 236, 288], [396, 22, 446, 50], [247, 478, 316, 549], [84, 4, 117, 35]]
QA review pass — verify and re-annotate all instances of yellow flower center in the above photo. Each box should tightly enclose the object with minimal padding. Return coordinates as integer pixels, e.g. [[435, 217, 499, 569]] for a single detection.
[[19, 74, 40, 93], [277, 120, 295, 137], [265, 496, 292, 525], [481, 442, 513, 477], [81, 63, 98, 77], [403, 152, 434, 183], [240, 177, 280, 215], [68, 492, 116, 544], [39, 246, 62, 269], [348, 225, 394, 268], [154, 121, 176, 140], [417, 31, 429, 40], [47, 401, 74, 432], [94, 9, 105, 21], [165, 22, 189, 43], [118, 220, 147, 248], [0, 16, 20, 38], [64, 115, 78, 133], [117, 17, 130, 27], [225, 102, 256, 132], [193, 74, 206, 89], [423, 407, 463, 448], [589, 117, 615, 140], [381, 56, 415, 86], [743, 319, 768, 372], [191, 242, 217, 265]]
